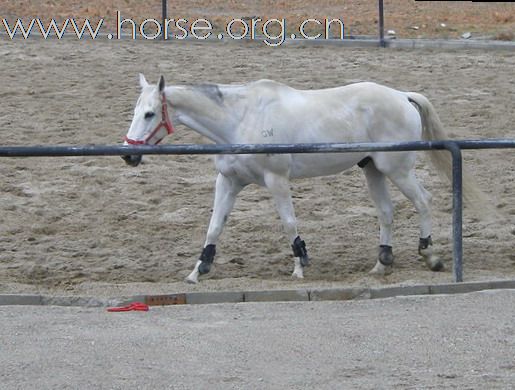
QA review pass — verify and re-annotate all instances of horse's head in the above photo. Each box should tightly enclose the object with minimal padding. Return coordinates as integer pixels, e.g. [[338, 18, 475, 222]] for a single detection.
[[122, 74, 175, 167]]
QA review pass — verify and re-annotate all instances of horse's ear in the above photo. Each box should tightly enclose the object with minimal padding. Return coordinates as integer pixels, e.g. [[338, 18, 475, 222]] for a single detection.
[[139, 73, 149, 89], [158, 75, 165, 93]]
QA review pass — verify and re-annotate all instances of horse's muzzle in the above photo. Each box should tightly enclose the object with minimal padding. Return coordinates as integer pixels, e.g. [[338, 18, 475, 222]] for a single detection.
[[121, 155, 142, 167]]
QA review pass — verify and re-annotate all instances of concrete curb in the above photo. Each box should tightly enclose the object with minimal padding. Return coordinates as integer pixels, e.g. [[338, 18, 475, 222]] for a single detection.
[[285, 38, 515, 50], [1, 280, 515, 308], [384, 38, 515, 50], [1, 31, 513, 50]]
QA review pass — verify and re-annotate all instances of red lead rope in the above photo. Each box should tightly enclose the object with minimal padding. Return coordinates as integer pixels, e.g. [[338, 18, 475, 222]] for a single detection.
[[124, 93, 175, 145], [107, 302, 150, 312]]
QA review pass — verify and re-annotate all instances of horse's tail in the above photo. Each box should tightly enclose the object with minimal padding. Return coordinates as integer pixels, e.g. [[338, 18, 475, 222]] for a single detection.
[[406, 92, 493, 219]]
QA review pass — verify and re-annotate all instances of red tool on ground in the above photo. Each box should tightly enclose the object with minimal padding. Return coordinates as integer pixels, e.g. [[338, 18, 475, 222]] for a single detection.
[[107, 302, 149, 312]]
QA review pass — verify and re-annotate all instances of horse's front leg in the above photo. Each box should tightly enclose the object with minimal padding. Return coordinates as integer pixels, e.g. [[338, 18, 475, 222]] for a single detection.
[[185, 173, 243, 284], [264, 172, 309, 279]]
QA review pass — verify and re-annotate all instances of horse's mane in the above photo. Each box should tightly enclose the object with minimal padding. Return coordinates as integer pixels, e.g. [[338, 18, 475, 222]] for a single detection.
[[190, 84, 224, 105]]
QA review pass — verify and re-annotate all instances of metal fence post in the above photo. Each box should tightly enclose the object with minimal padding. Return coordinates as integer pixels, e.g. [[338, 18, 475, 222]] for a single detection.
[[443, 141, 463, 282], [162, 0, 168, 40], [378, 0, 385, 47]]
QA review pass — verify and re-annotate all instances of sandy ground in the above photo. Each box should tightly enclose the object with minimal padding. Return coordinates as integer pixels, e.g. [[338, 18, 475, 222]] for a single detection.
[[0, 38, 514, 296], [1, 289, 514, 389]]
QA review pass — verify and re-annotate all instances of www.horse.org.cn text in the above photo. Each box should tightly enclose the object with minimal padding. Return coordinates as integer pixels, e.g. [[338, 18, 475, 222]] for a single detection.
[[1, 12, 345, 46]]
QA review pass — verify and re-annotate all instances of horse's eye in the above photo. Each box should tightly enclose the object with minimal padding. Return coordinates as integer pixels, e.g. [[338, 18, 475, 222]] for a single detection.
[[144, 111, 155, 120]]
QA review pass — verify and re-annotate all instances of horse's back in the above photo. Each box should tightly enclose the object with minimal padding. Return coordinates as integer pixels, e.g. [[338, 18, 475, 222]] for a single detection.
[[227, 80, 423, 179]]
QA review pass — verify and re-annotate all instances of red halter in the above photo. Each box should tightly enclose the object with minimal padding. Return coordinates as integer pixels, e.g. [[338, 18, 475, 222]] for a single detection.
[[124, 93, 174, 145]]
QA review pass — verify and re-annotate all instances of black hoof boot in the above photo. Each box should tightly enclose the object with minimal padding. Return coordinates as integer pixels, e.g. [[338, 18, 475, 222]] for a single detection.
[[292, 236, 310, 267], [198, 244, 216, 275], [300, 255, 310, 267], [198, 262, 212, 275], [418, 236, 433, 256], [379, 245, 394, 266]]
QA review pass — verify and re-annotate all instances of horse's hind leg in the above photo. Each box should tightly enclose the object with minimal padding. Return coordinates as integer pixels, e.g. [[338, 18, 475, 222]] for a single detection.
[[387, 169, 444, 272], [363, 162, 395, 276], [264, 172, 309, 279], [186, 173, 243, 284]]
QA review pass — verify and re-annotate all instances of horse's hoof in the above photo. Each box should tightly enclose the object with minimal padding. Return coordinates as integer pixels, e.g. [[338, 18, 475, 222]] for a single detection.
[[185, 275, 198, 284], [378, 245, 394, 266], [185, 267, 200, 284], [198, 262, 211, 275], [369, 261, 393, 276], [292, 257, 305, 279], [427, 256, 444, 272], [292, 268, 304, 279]]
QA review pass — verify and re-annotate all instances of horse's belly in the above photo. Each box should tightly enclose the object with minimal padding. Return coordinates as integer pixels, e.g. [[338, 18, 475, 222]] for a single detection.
[[215, 155, 271, 185], [289, 153, 364, 179]]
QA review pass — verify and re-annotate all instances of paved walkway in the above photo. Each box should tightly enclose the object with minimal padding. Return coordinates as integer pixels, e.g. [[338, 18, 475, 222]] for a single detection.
[[1, 289, 514, 389]]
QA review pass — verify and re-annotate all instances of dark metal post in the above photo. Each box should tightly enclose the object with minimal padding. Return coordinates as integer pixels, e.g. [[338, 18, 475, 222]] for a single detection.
[[378, 0, 385, 47], [444, 142, 463, 282], [162, 0, 168, 40]]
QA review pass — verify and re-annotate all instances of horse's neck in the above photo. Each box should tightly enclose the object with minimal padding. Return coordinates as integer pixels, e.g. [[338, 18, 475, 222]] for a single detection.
[[165, 85, 245, 144]]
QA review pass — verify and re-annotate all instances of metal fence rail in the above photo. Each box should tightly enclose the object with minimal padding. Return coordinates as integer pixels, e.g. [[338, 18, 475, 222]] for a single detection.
[[1, 139, 514, 282]]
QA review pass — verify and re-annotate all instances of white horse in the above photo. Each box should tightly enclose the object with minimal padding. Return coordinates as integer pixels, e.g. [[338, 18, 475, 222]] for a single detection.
[[122, 74, 480, 284]]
